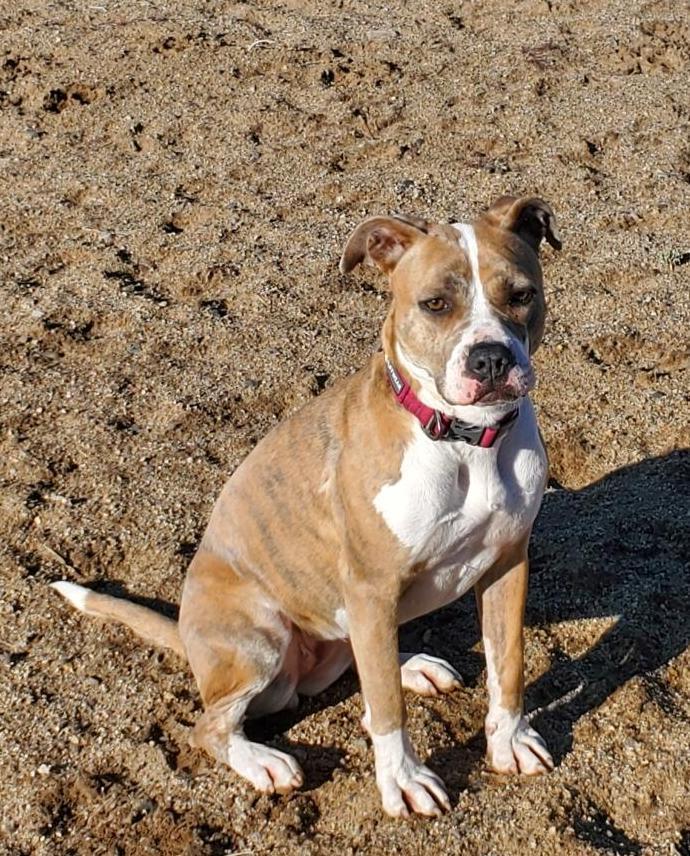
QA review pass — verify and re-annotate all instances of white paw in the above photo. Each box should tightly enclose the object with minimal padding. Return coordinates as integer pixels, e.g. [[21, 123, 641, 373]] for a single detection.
[[227, 737, 304, 795], [372, 729, 450, 818], [486, 713, 553, 775], [400, 653, 463, 696]]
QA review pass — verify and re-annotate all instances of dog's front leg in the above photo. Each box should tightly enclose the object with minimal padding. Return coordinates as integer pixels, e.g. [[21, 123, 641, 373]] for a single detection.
[[345, 584, 450, 817], [475, 540, 553, 775]]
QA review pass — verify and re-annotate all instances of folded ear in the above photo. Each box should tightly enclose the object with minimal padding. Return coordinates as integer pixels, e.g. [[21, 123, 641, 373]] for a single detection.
[[339, 215, 427, 275], [484, 195, 562, 253]]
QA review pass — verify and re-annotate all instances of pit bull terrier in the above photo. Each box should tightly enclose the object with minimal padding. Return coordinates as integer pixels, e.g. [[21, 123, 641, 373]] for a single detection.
[[52, 194, 561, 817]]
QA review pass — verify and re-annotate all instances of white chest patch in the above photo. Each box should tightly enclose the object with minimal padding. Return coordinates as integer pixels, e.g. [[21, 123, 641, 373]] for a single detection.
[[374, 402, 547, 622]]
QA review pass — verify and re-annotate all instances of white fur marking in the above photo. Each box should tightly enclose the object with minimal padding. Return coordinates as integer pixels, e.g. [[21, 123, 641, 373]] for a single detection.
[[371, 728, 449, 817], [362, 701, 372, 734], [484, 639, 553, 774], [374, 403, 546, 583], [227, 733, 303, 794], [334, 607, 349, 636], [454, 222, 493, 323], [400, 653, 462, 694], [50, 581, 90, 612]]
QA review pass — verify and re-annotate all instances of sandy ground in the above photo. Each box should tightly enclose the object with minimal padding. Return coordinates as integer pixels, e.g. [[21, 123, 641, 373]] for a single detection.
[[1, 0, 689, 853]]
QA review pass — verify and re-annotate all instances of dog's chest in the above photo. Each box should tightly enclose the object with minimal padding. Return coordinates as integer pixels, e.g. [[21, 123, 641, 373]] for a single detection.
[[374, 408, 546, 617]]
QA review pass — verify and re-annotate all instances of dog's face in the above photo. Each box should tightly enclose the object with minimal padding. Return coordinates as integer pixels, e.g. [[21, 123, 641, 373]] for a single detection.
[[340, 197, 560, 417]]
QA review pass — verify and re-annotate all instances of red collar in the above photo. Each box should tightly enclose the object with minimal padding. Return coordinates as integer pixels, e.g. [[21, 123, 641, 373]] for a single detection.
[[385, 357, 519, 447]]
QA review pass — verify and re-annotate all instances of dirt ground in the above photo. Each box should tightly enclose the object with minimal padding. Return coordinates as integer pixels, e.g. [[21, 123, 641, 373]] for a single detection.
[[1, 0, 689, 853]]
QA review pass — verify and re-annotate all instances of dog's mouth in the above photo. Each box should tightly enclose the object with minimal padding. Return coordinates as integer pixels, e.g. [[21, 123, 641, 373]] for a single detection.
[[472, 385, 521, 405], [444, 365, 535, 407]]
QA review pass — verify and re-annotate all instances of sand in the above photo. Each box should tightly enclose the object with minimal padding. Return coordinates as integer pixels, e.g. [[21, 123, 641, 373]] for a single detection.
[[1, 0, 689, 853]]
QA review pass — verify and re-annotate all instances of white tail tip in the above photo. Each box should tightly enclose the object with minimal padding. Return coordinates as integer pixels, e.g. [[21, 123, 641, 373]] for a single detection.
[[50, 581, 90, 612]]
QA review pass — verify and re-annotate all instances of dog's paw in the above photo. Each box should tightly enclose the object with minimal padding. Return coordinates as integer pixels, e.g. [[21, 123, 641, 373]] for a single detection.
[[227, 737, 304, 795], [400, 653, 463, 696], [379, 762, 450, 818], [372, 729, 450, 818], [486, 714, 553, 776]]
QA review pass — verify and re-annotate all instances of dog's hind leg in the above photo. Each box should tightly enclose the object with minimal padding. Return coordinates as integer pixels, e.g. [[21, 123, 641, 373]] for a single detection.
[[180, 549, 303, 794]]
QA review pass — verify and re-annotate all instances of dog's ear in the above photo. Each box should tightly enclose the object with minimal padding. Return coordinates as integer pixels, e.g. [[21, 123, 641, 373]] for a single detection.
[[484, 195, 562, 253], [339, 215, 427, 275]]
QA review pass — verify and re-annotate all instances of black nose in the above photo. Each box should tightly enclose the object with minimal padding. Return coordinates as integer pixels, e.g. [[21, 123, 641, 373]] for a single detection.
[[467, 342, 515, 382]]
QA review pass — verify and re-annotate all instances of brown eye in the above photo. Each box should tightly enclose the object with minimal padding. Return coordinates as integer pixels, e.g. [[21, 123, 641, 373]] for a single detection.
[[420, 297, 450, 314], [509, 288, 535, 307]]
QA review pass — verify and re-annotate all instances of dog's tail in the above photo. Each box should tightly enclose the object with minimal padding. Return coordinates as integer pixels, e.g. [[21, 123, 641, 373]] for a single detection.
[[50, 581, 185, 658]]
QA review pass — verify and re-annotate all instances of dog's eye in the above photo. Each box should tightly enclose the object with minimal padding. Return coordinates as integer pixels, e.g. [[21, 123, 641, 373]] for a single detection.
[[509, 289, 535, 307], [420, 297, 450, 314]]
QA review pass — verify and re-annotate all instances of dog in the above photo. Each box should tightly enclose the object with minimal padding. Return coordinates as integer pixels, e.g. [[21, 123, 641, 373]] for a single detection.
[[52, 194, 561, 818]]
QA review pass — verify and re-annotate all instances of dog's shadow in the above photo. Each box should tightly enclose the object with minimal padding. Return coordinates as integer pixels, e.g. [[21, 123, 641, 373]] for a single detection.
[[253, 450, 690, 796], [522, 448, 690, 759]]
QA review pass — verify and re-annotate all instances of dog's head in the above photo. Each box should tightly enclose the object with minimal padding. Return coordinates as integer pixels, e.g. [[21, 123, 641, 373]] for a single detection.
[[340, 196, 561, 423]]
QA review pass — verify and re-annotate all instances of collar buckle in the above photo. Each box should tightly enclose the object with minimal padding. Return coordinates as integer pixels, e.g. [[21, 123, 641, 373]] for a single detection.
[[422, 410, 447, 441], [446, 420, 484, 445]]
